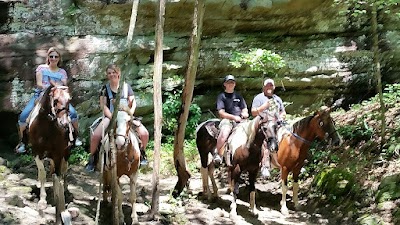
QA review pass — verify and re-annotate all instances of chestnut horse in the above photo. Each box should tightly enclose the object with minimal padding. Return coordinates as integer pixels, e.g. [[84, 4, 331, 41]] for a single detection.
[[277, 106, 342, 215], [27, 85, 76, 224], [196, 112, 278, 217], [100, 110, 141, 224]]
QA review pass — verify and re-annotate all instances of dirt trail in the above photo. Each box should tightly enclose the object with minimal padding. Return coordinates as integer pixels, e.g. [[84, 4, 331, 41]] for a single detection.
[[0, 143, 330, 225]]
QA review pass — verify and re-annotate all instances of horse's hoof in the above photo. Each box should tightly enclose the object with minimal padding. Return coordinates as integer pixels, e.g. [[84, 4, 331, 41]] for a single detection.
[[229, 211, 238, 219], [250, 208, 258, 216], [61, 211, 72, 225], [67, 207, 80, 218], [132, 217, 139, 225], [38, 200, 47, 210], [281, 207, 289, 216]]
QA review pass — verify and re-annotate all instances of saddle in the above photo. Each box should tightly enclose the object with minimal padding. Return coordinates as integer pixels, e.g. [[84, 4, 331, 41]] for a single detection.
[[204, 120, 220, 139]]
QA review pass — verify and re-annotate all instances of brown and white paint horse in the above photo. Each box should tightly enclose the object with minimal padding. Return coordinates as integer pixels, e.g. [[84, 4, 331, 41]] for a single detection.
[[28, 85, 76, 224], [226, 112, 278, 217], [101, 110, 141, 224], [196, 112, 278, 217]]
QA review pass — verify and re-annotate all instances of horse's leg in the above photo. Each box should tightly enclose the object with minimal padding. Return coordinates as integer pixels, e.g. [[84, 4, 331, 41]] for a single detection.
[[34, 156, 47, 210], [208, 164, 218, 199], [116, 181, 124, 224], [60, 158, 69, 193], [229, 165, 240, 218], [280, 167, 289, 216], [53, 173, 68, 224], [200, 166, 210, 198], [292, 168, 301, 210], [103, 170, 111, 202], [130, 172, 139, 224], [248, 170, 258, 215]]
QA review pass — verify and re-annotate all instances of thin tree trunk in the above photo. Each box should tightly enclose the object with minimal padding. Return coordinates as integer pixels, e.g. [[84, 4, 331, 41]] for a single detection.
[[107, 1, 139, 224], [149, 0, 165, 219], [371, 4, 385, 150], [172, 0, 206, 197], [127, 0, 140, 47]]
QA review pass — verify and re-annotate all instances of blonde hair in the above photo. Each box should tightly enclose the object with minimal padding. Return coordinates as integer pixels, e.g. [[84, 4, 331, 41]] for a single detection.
[[46, 47, 62, 67], [106, 64, 121, 76]]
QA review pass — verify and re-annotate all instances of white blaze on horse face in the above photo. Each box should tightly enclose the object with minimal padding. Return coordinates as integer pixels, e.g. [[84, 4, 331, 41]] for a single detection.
[[116, 111, 131, 148]]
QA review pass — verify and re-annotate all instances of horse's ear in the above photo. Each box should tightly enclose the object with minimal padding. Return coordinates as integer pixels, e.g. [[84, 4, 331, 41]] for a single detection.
[[49, 87, 55, 96], [320, 106, 331, 113]]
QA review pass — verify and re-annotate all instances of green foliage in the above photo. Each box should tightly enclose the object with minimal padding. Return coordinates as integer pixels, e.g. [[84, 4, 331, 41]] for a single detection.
[[146, 139, 199, 177], [338, 121, 373, 145], [358, 215, 385, 225], [69, 146, 90, 165], [229, 48, 285, 75], [162, 90, 202, 139], [381, 136, 400, 159], [375, 174, 400, 203], [313, 167, 360, 204], [334, 0, 400, 17], [382, 83, 400, 107]]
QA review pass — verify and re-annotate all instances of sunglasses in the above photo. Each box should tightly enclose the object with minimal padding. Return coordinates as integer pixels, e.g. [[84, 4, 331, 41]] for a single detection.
[[49, 55, 59, 59]]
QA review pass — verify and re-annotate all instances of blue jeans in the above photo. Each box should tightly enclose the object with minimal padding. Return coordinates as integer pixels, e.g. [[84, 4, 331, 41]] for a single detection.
[[18, 92, 78, 125]]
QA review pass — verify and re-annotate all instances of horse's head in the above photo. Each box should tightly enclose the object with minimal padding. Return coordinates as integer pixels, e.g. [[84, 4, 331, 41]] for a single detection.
[[312, 106, 342, 146], [259, 111, 279, 152], [115, 110, 132, 150], [262, 122, 279, 152], [49, 86, 71, 127]]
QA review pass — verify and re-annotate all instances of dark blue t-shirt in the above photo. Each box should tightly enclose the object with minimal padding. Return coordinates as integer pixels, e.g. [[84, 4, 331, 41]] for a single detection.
[[216, 91, 247, 116]]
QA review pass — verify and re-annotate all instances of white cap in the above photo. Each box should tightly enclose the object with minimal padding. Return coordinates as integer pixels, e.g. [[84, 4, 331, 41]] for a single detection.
[[263, 78, 275, 86]]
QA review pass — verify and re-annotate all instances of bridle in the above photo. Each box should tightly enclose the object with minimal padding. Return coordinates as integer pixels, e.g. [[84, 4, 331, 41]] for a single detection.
[[48, 86, 70, 126]]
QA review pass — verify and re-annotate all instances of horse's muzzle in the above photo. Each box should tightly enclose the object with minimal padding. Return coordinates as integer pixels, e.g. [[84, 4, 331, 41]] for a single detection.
[[267, 137, 278, 152], [115, 135, 126, 149]]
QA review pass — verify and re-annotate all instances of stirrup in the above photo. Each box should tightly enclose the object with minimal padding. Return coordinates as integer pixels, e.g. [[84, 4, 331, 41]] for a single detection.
[[213, 154, 222, 166], [75, 138, 82, 146], [15, 142, 26, 154], [85, 163, 95, 173], [261, 165, 271, 178], [140, 159, 148, 167]]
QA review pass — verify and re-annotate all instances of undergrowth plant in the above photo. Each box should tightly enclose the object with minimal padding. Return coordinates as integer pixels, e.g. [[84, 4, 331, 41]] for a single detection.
[[229, 48, 285, 75], [162, 90, 202, 140], [145, 139, 199, 176]]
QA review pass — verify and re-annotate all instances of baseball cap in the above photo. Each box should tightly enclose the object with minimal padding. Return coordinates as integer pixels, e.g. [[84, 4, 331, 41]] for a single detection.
[[263, 78, 275, 86], [224, 75, 235, 83]]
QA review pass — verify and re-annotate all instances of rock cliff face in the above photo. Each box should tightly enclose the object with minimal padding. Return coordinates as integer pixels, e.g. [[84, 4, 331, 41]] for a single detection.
[[0, 0, 399, 137]]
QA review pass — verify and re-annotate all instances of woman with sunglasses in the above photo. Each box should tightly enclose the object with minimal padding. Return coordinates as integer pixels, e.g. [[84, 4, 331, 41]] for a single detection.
[[15, 47, 82, 153]]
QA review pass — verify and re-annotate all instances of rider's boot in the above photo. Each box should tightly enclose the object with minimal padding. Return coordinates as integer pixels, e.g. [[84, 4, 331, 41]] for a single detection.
[[140, 148, 148, 167], [213, 145, 223, 167], [15, 124, 27, 154], [72, 121, 82, 146], [85, 154, 95, 172]]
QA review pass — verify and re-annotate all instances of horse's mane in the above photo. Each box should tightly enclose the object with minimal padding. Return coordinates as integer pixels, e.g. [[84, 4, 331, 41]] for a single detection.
[[38, 86, 53, 111], [245, 115, 262, 148], [292, 115, 313, 133]]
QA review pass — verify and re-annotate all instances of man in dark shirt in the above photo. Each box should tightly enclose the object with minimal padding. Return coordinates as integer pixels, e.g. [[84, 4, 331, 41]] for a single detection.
[[214, 75, 249, 166]]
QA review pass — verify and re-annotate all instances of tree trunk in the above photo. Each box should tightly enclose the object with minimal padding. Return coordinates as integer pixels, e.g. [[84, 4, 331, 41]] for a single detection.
[[127, 0, 140, 47], [172, 0, 206, 197], [371, 3, 385, 150], [149, 0, 165, 219], [107, 1, 139, 224]]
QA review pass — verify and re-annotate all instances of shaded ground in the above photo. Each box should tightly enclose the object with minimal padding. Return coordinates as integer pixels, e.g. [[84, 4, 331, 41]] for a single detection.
[[0, 140, 331, 225]]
